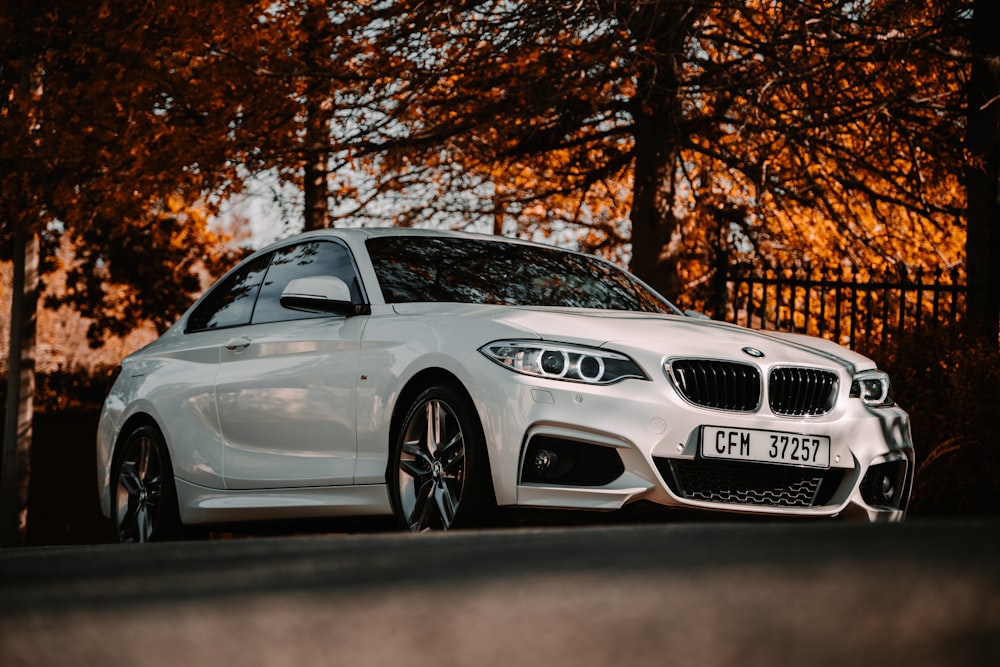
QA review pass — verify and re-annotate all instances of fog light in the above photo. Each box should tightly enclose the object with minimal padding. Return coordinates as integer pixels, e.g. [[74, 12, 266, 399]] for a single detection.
[[533, 448, 559, 476], [881, 474, 895, 502], [860, 459, 909, 510]]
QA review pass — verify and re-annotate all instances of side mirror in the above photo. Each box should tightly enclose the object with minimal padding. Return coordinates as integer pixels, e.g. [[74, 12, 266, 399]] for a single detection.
[[280, 276, 368, 316]]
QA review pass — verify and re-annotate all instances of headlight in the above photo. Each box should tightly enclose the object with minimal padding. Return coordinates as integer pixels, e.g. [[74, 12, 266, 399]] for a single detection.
[[850, 370, 894, 407], [479, 340, 647, 385]]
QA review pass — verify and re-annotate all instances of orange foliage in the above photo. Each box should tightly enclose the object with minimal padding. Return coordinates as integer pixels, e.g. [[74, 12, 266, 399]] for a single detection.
[[1, 0, 973, 350]]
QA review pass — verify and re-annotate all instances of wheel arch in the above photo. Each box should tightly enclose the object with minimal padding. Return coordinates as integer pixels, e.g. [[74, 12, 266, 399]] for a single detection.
[[114, 413, 169, 459], [389, 368, 472, 444], [100, 412, 168, 516], [386, 367, 496, 487]]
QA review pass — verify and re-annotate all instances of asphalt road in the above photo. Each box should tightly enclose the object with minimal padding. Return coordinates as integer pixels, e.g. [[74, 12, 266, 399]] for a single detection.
[[2, 519, 999, 667]]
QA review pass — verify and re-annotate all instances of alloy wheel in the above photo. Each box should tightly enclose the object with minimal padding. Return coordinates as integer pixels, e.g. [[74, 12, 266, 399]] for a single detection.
[[397, 398, 467, 531], [114, 431, 165, 543]]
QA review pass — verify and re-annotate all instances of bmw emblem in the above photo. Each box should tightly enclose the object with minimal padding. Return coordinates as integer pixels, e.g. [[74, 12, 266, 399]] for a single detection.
[[742, 346, 765, 358]]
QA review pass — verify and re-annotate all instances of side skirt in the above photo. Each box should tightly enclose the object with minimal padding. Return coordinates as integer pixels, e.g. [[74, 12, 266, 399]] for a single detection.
[[174, 478, 392, 525]]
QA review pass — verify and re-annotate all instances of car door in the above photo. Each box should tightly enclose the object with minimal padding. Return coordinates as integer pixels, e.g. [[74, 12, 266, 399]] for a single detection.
[[214, 239, 368, 490], [177, 250, 276, 488]]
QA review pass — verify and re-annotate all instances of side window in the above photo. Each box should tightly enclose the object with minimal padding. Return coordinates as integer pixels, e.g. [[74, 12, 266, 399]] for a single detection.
[[250, 240, 363, 324], [186, 252, 273, 333]]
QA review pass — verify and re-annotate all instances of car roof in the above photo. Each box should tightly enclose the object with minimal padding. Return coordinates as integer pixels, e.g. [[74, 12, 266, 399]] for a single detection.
[[292, 225, 530, 242], [255, 226, 566, 255]]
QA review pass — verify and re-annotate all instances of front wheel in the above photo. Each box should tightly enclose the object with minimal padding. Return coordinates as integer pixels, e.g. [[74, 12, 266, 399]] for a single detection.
[[110, 424, 181, 543], [389, 384, 495, 531]]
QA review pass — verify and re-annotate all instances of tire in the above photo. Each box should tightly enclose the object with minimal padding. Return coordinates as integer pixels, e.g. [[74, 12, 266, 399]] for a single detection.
[[110, 424, 181, 543], [388, 384, 496, 531]]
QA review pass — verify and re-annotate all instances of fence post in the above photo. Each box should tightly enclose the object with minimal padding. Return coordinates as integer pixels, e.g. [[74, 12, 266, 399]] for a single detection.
[[915, 267, 925, 335], [818, 265, 828, 338]]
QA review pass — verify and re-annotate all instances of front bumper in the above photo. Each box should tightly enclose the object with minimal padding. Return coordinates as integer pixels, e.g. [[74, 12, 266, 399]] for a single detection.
[[466, 358, 914, 523]]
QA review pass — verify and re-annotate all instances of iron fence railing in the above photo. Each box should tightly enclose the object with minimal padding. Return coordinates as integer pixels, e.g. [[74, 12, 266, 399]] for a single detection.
[[721, 264, 966, 354]]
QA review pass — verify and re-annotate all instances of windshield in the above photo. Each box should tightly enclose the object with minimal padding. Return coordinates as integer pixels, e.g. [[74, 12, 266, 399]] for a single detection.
[[367, 236, 675, 313]]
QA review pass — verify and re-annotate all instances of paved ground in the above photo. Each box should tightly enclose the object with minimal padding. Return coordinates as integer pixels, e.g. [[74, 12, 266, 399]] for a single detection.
[[2, 519, 999, 666]]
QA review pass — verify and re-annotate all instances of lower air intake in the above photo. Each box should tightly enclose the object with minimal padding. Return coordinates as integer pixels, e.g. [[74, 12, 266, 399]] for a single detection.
[[656, 458, 843, 508]]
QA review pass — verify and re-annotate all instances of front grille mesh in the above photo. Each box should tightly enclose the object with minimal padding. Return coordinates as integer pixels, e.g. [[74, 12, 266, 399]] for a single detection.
[[769, 367, 839, 416], [656, 458, 843, 508], [669, 360, 760, 412]]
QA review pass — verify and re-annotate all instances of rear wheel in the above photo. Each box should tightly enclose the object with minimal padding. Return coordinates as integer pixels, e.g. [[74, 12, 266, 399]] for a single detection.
[[110, 424, 180, 543], [389, 384, 495, 531]]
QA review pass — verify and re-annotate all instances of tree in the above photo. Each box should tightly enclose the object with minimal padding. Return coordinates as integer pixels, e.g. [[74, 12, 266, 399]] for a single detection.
[[202, 0, 386, 232], [965, 0, 1000, 342], [1, 226, 38, 547], [309, 1, 968, 306], [2, 0, 56, 547], [0, 0, 251, 544]]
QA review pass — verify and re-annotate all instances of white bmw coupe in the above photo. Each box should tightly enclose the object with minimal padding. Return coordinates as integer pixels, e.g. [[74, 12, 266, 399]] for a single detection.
[[97, 227, 914, 541]]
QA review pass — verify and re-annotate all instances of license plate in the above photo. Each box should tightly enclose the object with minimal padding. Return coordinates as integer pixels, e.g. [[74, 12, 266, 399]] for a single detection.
[[701, 426, 831, 469]]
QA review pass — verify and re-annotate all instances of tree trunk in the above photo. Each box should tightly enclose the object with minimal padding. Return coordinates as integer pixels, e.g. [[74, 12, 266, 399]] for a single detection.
[[965, 0, 1000, 344], [1, 225, 39, 547], [629, 102, 682, 299], [624, 3, 702, 300], [302, 97, 333, 232], [301, 1, 334, 232]]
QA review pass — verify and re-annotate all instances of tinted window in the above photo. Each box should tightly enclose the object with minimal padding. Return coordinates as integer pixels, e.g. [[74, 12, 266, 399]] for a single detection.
[[367, 236, 671, 313], [251, 240, 362, 324], [186, 252, 272, 332]]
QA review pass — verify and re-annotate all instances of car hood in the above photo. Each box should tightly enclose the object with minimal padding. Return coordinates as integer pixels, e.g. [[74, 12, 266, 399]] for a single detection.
[[393, 303, 875, 372], [518, 308, 874, 371]]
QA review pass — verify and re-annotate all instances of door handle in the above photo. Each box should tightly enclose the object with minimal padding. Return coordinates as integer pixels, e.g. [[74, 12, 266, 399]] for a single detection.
[[224, 336, 252, 352]]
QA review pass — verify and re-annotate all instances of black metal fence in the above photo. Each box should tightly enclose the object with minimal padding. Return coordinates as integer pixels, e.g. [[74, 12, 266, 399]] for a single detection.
[[721, 264, 966, 354]]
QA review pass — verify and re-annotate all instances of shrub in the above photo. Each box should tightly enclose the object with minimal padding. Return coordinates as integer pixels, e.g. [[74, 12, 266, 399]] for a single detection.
[[876, 328, 1000, 516], [0, 366, 117, 414]]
